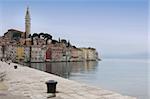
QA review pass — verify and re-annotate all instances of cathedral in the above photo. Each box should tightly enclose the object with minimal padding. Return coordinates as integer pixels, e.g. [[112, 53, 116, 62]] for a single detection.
[[4, 7, 31, 41]]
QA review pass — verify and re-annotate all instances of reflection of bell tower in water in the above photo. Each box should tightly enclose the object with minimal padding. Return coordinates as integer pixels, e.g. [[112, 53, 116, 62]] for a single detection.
[[25, 7, 31, 38]]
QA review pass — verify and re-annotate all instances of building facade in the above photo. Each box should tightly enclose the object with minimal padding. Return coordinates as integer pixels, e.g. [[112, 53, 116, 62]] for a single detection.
[[46, 44, 63, 62], [0, 7, 99, 63], [16, 46, 25, 62], [4, 29, 24, 41], [31, 45, 46, 62], [81, 48, 98, 61], [24, 46, 30, 62], [5, 45, 16, 61]]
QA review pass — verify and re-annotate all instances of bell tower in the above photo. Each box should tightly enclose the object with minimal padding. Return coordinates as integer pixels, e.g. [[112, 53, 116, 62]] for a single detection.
[[25, 6, 31, 38]]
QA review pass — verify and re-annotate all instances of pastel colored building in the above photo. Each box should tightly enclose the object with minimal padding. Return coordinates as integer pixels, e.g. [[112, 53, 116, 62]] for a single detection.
[[31, 45, 46, 62], [5, 45, 17, 61], [0, 36, 11, 45], [38, 39, 46, 45], [24, 46, 30, 62], [81, 48, 98, 61], [0, 7, 99, 63], [81, 48, 88, 61], [77, 48, 84, 61], [16, 46, 25, 62], [87, 48, 97, 61], [46, 47, 52, 61], [25, 38, 32, 46], [70, 48, 79, 61], [62, 47, 71, 62], [19, 38, 32, 46], [46, 44, 63, 62]]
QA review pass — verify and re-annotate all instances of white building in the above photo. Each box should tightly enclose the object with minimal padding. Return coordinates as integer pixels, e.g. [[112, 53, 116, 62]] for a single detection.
[[81, 48, 98, 61], [31, 45, 46, 62], [24, 46, 30, 62], [3, 45, 16, 61]]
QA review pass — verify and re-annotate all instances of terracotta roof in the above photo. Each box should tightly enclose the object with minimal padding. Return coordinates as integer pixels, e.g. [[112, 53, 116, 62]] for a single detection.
[[8, 29, 24, 33]]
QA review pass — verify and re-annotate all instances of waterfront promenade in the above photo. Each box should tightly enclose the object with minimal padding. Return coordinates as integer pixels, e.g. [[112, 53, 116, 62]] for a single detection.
[[0, 61, 136, 99]]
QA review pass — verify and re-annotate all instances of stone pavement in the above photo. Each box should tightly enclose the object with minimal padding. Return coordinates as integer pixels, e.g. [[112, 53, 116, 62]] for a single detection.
[[0, 61, 136, 99], [0, 82, 8, 90], [0, 91, 30, 99], [0, 81, 30, 99]]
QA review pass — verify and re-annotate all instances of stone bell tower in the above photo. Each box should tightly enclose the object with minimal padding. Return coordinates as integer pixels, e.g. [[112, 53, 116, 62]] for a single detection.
[[25, 6, 31, 38]]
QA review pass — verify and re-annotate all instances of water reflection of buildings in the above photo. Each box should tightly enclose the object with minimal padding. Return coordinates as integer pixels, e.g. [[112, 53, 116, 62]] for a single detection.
[[26, 61, 98, 78], [28, 63, 46, 71], [45, 62, 71, 78]]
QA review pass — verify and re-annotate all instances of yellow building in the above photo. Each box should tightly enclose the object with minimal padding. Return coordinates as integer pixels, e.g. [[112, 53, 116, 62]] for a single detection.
[[16, 46, 25, 62]]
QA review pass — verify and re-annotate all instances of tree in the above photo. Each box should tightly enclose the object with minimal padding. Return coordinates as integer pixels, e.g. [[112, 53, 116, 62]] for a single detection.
[[67, 40, 71, 47], [51, 40, 58, 44], [32, 33, 39, 45], [32, 33, 39, 38], [58, 37, 61, 43], [61, 39, 67, 44], [39, 32, 45, 39], [46, 37, 51, 45], [28, 34, 31, 38], [44, 33, 52, 39], [44, 33, 52, 45]]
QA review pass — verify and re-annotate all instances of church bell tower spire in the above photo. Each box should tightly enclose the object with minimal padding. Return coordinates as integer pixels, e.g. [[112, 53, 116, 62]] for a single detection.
[[25, 6, 31, 38]]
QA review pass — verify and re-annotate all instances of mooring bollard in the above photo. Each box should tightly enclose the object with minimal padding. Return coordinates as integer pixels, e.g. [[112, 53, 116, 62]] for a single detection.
[[14, 65, 17, 69], [46, 80, 57, 93]]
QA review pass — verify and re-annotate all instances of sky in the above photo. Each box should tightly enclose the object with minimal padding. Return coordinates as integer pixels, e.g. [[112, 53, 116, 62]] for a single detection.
[[0, 0, 148, 59]]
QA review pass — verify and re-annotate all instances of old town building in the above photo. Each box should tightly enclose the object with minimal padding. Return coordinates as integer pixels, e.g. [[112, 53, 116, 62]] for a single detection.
[[31, 45, 46, 62], [0, 7, 99, 63], [4, 29, 25, 41], [5, 45, 17, 61], [81, 48, 98, 61], [46, 44, 64, 62], [16, 46, 25, 62]]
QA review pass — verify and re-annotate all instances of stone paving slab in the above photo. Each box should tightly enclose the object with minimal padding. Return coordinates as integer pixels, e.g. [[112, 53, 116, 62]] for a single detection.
[[0, 82, 8, 90], [0, 61, 136, 99], [0, 91, 30, 99]]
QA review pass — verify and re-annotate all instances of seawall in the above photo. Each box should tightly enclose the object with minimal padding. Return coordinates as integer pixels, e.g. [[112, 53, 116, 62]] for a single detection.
[[0, 61, 136, 99]]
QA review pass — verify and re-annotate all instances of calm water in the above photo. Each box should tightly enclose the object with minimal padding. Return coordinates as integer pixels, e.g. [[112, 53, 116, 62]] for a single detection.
[[25, 59, 148, 99]]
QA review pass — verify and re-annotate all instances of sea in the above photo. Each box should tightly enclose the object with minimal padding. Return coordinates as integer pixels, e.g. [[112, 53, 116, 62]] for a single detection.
[[24, 59, 149, 99]]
